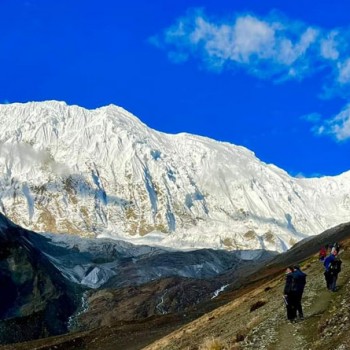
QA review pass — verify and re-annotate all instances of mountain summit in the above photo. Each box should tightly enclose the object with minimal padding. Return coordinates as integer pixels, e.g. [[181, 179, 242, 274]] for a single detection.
[[0, 101, 349, 251]]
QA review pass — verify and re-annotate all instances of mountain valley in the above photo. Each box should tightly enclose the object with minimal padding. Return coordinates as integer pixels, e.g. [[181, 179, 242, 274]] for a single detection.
[[1, 101, 350, 349]]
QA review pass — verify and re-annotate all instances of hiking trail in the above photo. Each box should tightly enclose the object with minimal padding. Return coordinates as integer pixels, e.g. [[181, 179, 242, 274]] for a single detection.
[[241, 252, 350, 350]]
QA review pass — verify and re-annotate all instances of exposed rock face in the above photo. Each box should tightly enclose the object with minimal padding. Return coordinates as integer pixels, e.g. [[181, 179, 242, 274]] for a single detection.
[[1, 101, 350, 252], [3, 222, 350, 350], [70, 277, 224, 331], [0, 213, 275, 345], [0, 214, 79, 344]]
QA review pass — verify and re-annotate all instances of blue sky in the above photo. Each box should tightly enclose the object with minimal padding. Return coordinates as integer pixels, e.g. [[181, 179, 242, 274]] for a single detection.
[[1, 1, 350, 177]]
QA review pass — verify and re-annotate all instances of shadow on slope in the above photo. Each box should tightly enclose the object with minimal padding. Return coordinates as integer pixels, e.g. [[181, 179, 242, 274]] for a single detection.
[[0, 214, 83, 345], [0, 213, 274, 348], [3, 222, 349, 350]]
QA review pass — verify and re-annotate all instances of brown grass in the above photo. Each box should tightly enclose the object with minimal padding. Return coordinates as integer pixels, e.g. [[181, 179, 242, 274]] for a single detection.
[[199, 337, 228, 350]]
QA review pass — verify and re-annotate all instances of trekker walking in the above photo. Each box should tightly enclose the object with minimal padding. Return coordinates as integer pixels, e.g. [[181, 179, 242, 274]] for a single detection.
[[283, 266, 297, 322], [324, 249, 342, 291], [293, 265, 307, 320], [319, 246, 327, 261], [332, 242, 340, 254]]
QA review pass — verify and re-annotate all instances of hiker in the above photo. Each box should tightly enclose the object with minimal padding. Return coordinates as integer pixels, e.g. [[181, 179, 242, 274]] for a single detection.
[[332, 242, 340, 254], [319, 246, 327, 261], [293, 265, 307, 320], [283, 266, 297, 322], [324, 249, 342, 291]]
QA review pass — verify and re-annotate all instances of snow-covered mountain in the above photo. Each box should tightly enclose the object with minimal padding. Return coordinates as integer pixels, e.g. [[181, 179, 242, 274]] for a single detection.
[[0, 101, 349, 252]]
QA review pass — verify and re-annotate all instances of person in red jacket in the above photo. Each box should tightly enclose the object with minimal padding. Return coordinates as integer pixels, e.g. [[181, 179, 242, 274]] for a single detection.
[[319, 246, 327, 261]]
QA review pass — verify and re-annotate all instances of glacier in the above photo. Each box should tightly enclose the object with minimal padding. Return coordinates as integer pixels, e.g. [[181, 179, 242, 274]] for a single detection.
[[0, 100, 349, 252]]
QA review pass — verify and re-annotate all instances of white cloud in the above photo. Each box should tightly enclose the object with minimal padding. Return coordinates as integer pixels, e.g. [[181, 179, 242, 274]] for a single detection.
[[277, 27, 319, 66], [337, 58, 350, 84], [228, 15, 276, 62], [151, 10, 350, 86], [313, 104, 350, 141], [152, 11, 325, 80], [184, 15, 278, 69], [153, 9, 350, 143], [0, 142, 73, 175], [328, 106, 350, 141], [320, 31, 340, 60]]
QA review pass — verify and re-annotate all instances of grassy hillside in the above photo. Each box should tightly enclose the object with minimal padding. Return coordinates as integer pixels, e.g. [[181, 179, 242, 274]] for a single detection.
[[144, 227, 350, 350], [1, 223, 350, 350]]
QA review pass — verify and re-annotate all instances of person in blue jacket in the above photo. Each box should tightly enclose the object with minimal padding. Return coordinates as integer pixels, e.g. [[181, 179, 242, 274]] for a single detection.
[[324, 249, 342, 291]]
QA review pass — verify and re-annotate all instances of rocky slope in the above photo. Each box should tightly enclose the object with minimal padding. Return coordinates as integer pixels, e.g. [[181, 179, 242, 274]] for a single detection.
[[2, 222, 349, 350], [143, 222, 350, 350], [0, 101, 350, 252], [0, 213, 274, 346], [0, 214, 81, 345]]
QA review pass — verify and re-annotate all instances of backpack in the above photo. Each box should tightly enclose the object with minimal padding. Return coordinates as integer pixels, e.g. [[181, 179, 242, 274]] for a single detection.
[[291, 269, 306, 293], [329, 257, 342, 275]]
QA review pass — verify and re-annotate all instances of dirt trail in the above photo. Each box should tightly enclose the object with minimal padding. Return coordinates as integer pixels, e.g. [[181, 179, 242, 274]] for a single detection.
[[244, 253, 350, 350], [269, 269, 332, 350], [143, 245, 350, 350]]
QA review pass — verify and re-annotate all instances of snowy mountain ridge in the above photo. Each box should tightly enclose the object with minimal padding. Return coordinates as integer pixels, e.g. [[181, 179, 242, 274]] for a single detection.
[[0, 101, 349, 252]]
